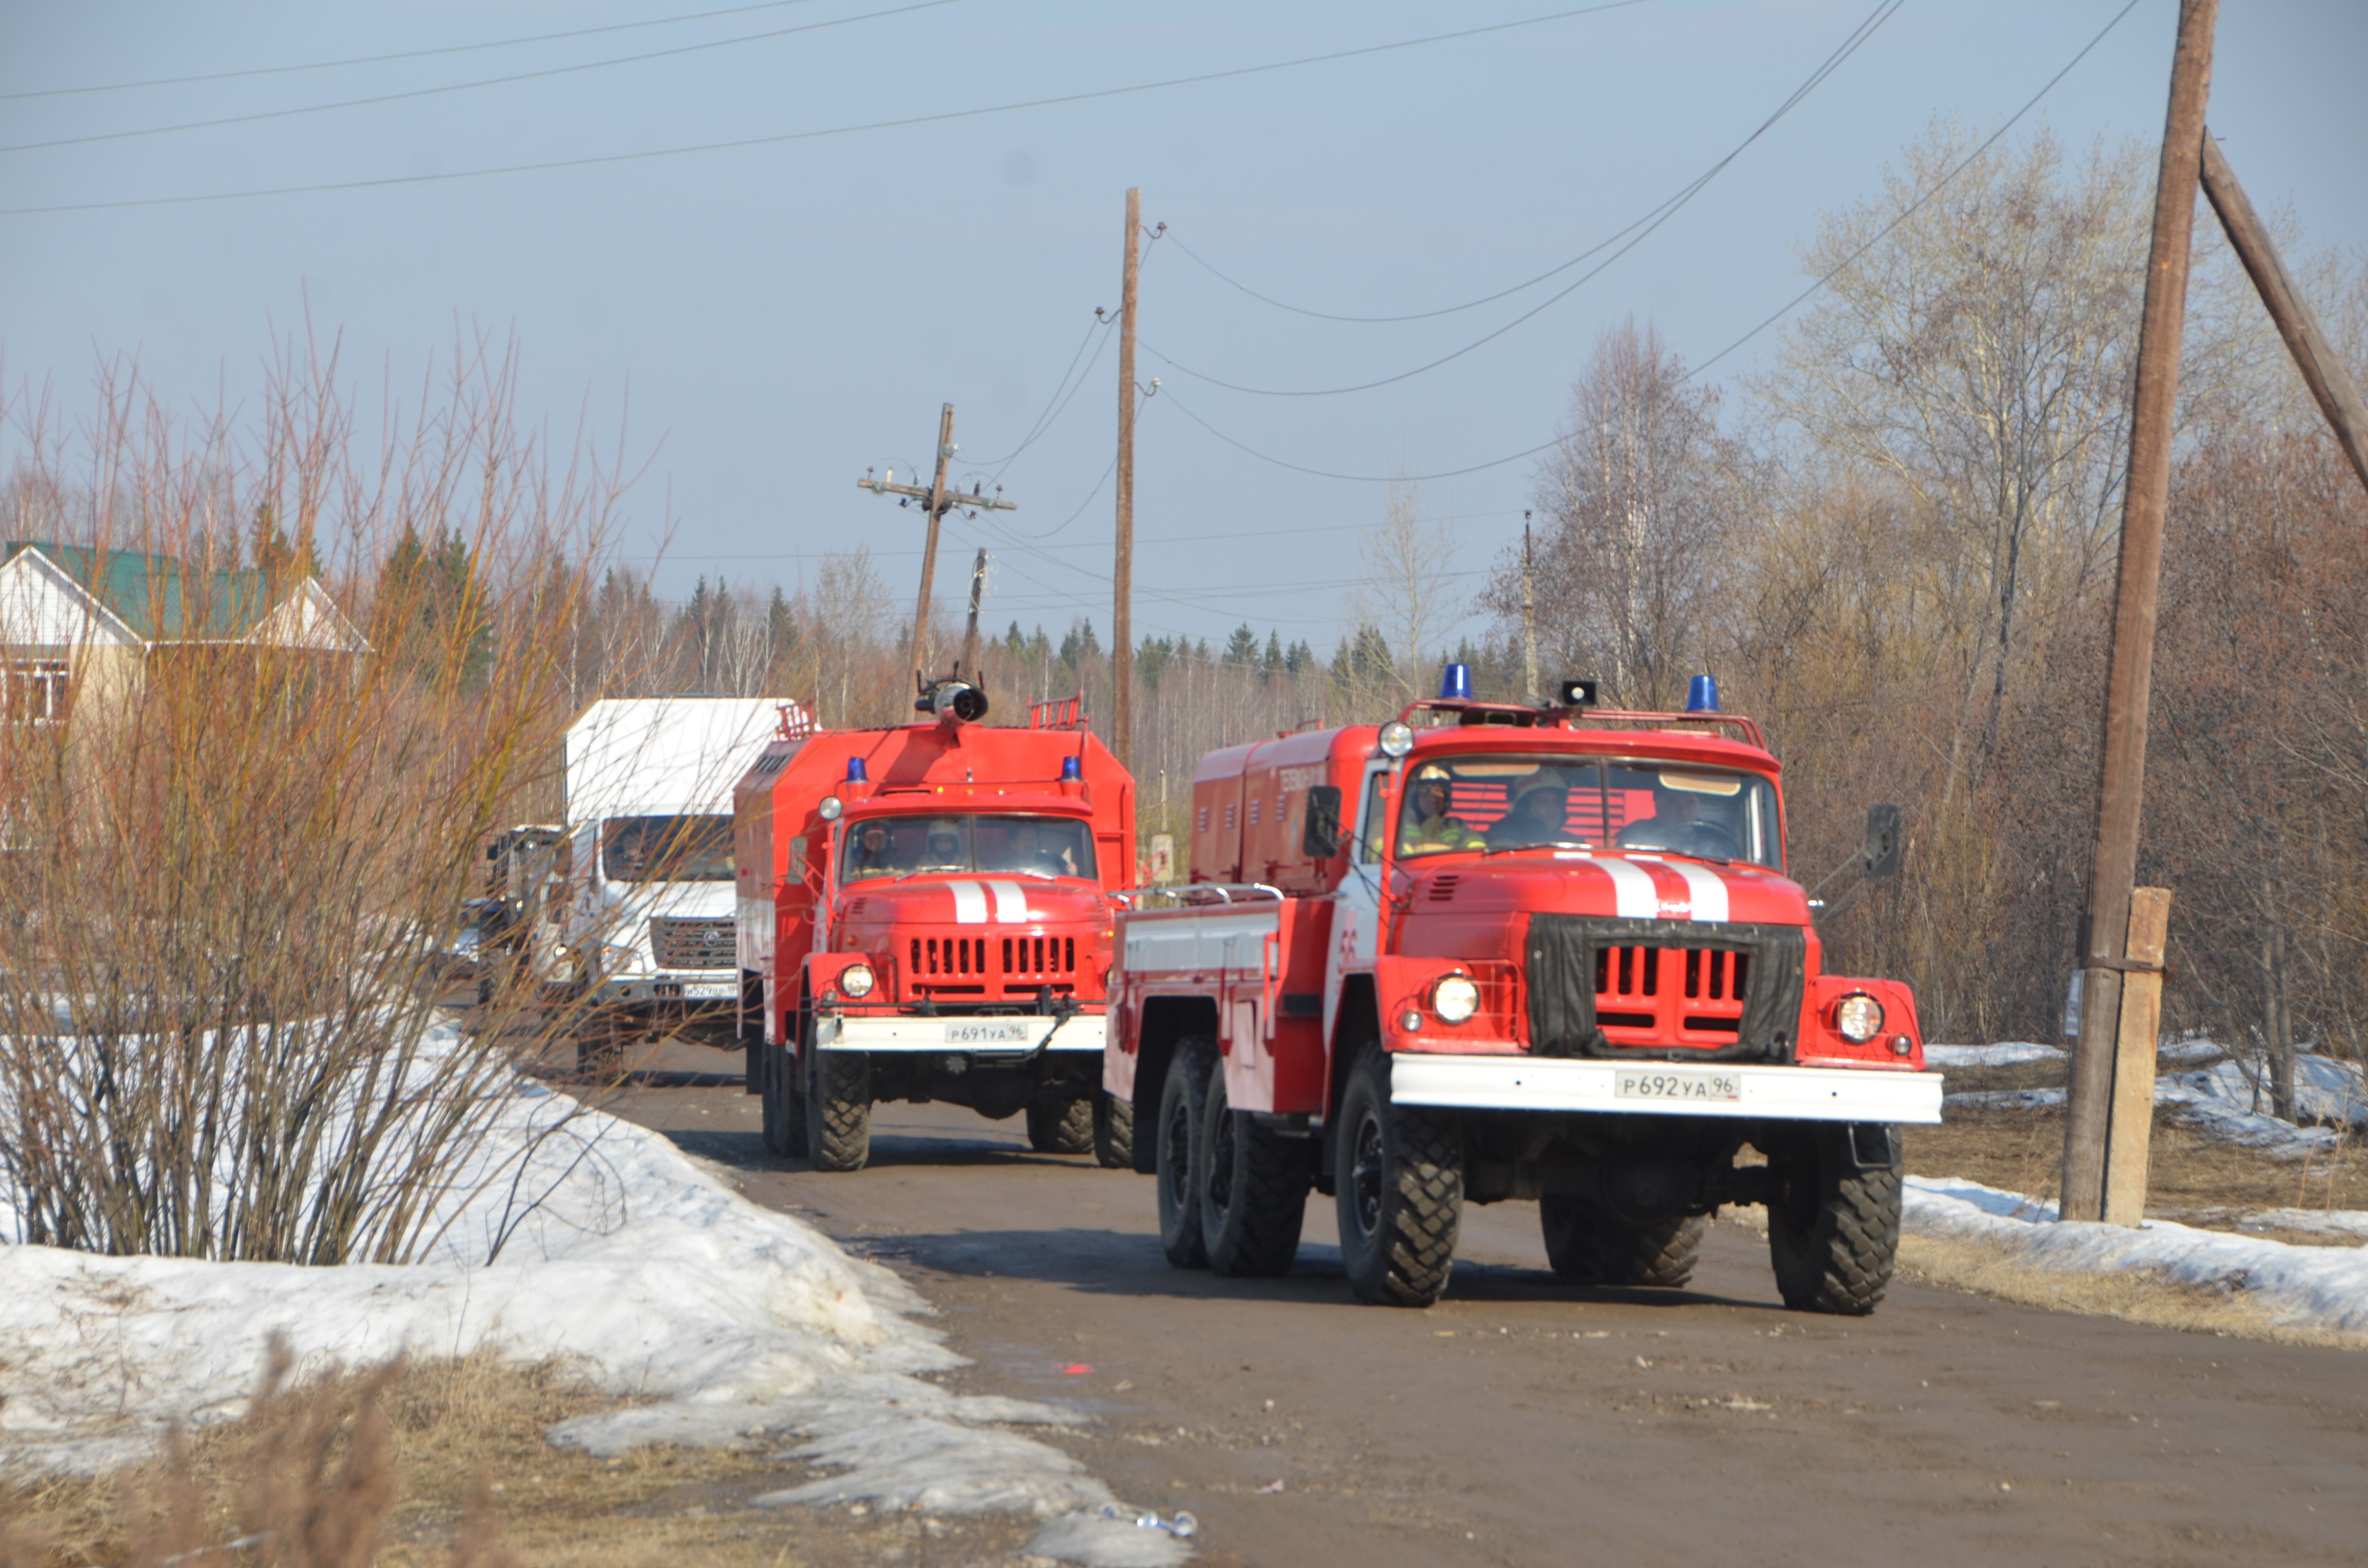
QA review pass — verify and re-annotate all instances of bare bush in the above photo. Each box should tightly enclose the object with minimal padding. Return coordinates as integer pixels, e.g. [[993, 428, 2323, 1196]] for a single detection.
[[0, 335, 622, 1264]]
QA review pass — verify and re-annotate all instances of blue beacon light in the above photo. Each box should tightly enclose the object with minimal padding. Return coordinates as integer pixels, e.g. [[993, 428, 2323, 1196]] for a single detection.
[[1686, 674, 1721, 713], [1061, 755, 1083, 781], [846, 757, 868, 782], [1439, 662, 1473, 700]]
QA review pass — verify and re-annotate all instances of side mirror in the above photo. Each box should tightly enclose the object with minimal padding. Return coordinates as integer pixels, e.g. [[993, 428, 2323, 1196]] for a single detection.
[[1303, 785, 1344, 858], [1864, 804, 1902, 879]]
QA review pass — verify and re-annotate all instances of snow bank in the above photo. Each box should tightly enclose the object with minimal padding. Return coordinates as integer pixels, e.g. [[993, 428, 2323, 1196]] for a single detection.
[[0, 1025, 1175, 1563], [1903, 1175, 2368, 1337], [1925, 1043, 2065, 1068]]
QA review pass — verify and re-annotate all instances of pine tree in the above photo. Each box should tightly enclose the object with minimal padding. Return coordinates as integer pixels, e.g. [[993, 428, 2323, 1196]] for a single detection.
[[1223, 623, 1259, 666]]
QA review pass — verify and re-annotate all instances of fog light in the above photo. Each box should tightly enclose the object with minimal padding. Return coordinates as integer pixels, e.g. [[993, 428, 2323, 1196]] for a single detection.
[[1889, 1033, 1913, 1057], [841, 963, 876, 999], [1835, 992, 1884, 1042], [1431, 973, 1480, 1025], [1399, 1009, 1425, 1034]]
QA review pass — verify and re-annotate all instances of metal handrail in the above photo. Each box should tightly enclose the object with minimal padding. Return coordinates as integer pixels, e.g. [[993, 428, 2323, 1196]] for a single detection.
[[1110, 882, 1285, 911]]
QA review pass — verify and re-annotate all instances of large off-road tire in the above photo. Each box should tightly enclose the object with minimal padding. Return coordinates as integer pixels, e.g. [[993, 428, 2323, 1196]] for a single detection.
[[1540, 1199, 1705, 1287], [1767, 1126, 1902, 1315], [804, 1048, 873, 1173], [760, 1038, 808, 1160], [1198, 1069, 1310, 1277], [1334, 1047, 1462, 1307], [1155, 1038, 1216, 1269], [1026, 1096, 1096, 1155], [1092, 1091, 1136, 1170]]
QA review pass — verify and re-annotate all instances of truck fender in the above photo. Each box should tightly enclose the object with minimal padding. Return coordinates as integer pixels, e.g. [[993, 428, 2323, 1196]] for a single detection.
[[1129, 995, 1218, 1176], [1319, 974, 1380, 1177]]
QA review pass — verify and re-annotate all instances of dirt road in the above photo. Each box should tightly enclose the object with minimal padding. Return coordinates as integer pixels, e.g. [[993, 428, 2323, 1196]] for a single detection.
[[615, 1067, 2367, 1568]]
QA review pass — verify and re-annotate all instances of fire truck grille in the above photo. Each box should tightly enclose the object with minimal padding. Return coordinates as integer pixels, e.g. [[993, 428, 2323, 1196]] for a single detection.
[[910, 934, 1079, 989], [1527, 916, 1805, 1063], [649, 917, 735, 969]]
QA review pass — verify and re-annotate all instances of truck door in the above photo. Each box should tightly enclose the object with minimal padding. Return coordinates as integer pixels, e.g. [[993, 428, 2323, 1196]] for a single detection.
[[1321, 760, 1393, 1050]]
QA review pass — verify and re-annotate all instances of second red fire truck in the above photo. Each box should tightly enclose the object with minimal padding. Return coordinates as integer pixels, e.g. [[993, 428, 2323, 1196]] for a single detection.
[[736, 681, 1136, 1172], [1104, 669, 1941, 1312]]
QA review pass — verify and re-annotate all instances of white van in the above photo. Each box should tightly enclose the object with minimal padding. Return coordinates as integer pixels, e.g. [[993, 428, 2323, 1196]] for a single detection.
[[543, 698, 796, 1066]]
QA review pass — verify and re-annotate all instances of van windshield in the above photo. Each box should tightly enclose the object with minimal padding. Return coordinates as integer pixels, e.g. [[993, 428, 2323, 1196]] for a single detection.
[[1395, 755, 1782, 869], [601, 815, 734, 882], [840, 814, 1097, 883]]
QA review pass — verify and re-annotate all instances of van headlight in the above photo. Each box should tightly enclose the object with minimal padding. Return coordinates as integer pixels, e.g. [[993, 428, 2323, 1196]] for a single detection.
[[1431, 973, 1480, 1025], [1835, 992, 1885, 1042], [840, 963, 876, 999]]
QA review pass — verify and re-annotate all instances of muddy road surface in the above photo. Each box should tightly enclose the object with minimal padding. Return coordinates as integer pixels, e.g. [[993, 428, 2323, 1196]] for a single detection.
[[612, 1066, 2367, 1568]]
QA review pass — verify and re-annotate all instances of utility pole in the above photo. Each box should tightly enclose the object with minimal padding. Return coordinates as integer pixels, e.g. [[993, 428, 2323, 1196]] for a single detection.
[[856, 403, 1016, 690], [2198, 132, 2368, 497], [1521, 511, 1539, 705], [2061, 0, 2218, 1225], [1112, 187, 1140, 770], [959, 547, 989, 682]]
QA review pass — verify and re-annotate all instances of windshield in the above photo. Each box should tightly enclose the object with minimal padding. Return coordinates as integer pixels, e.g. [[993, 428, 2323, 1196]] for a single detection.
[[1394, 755, 1782, 869], [839, 813, 1098, 883], [601, 814, 734, 882]]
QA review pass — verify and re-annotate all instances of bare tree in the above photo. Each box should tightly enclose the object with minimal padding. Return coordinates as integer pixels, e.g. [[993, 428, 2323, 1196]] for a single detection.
[[1349, 475, 1461, 703]]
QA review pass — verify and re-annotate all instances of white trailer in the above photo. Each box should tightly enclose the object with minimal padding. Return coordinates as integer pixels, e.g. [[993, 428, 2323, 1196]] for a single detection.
[[539, 698, 799, 1062]]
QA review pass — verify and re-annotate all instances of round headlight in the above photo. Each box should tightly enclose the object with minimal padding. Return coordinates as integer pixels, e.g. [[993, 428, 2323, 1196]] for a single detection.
[[1431, 973, 1480, 1025], [1835, 992, 1885, 1042], [1378, 721, 1416, 759], [818, 795, 844, 822], [840, 962, 875, 999]]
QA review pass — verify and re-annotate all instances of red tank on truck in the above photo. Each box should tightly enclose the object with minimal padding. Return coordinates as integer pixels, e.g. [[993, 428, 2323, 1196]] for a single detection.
[[1105, 669, 1943, 1312], [734, 679, 1140, 1172]]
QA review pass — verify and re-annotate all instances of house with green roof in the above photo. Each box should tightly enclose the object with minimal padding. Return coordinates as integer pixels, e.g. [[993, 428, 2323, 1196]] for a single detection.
[[0, 541, 365, 723]]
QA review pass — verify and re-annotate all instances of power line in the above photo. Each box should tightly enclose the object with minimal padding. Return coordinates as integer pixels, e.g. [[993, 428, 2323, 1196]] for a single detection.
[[1151, 0, 2145, 486], [0, 0, 837, 102], [0, 0, 961, 158], [0, 1, 1650, 218], [1136, 0, 1901, 398], [1152, 0, 1901, 329], [1682, 0, 2147, 381]]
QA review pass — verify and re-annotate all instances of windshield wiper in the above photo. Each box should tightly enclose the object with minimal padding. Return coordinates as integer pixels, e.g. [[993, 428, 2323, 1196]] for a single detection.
[[1480, 838, 1593, 858]]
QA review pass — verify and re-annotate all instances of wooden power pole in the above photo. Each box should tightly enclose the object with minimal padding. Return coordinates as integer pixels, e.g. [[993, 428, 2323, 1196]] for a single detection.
[[959, 546, 989, 682], [2061, 0, 2218, 1225], [1111, 187, 1140, 771], [856, 404, 1016, 692], [2198, 131, 2368, 497]]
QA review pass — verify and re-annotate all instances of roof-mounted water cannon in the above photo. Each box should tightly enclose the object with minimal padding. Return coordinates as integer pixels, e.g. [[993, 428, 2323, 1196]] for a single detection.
[[917, 676, 990, 727]]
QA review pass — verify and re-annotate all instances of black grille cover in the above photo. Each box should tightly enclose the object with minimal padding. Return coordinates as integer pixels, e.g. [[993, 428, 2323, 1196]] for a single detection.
[[1524, 914, 1806, 1063]]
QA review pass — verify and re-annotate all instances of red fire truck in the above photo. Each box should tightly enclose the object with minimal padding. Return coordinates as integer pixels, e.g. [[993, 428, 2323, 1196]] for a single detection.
[[1104, 670, 1941, 1312], [736, 681, 1137, 1172]]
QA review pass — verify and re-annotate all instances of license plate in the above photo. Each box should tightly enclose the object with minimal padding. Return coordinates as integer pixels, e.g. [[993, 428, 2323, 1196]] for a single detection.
[[1615, 1067, 1742, 1102], [947, 1020, 1036, 1045], [678, 982, 735, 1000]]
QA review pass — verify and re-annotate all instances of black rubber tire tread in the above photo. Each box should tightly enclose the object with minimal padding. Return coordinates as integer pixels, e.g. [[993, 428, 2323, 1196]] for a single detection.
[[760, 1039, 808, 1159], [1767, 1131, 1902, 1315], [1334, 1047, 1462, 1307], [1093, 1091, 1136, 1169], [1026, 1096, 1097, 1155], [805, 1048, 872, 1173], [1540, 1200, 1705, 1287], [1198, 1071, 1310, 1277], [1155, 1038, 1215, 1269]]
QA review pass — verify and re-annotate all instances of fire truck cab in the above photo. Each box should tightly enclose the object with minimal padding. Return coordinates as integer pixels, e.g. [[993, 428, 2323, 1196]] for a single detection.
[[735, 683, 1137, 1172], [1105, 670, 1942, 1312]]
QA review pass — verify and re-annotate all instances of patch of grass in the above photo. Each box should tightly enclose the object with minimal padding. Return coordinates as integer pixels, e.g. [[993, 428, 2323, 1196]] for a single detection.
[[1894, 1230, 2368, 1350], [1, 1352, 1038, 1568], [1902, 1102, 2368, 1223]]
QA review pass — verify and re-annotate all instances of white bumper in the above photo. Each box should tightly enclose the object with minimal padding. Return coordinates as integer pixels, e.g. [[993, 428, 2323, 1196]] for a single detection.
[[814, 1014, 1107, 1053], [1389, 1053, 1944, 1125], [595, 973, 738, 1004]]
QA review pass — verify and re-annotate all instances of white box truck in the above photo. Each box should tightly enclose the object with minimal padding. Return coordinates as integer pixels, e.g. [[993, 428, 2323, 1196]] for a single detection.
[[542, 697, 799, 1070]]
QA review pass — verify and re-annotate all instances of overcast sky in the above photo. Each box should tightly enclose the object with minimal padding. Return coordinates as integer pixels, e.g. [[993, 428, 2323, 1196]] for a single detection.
[[4, 0, 2363, 652]]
